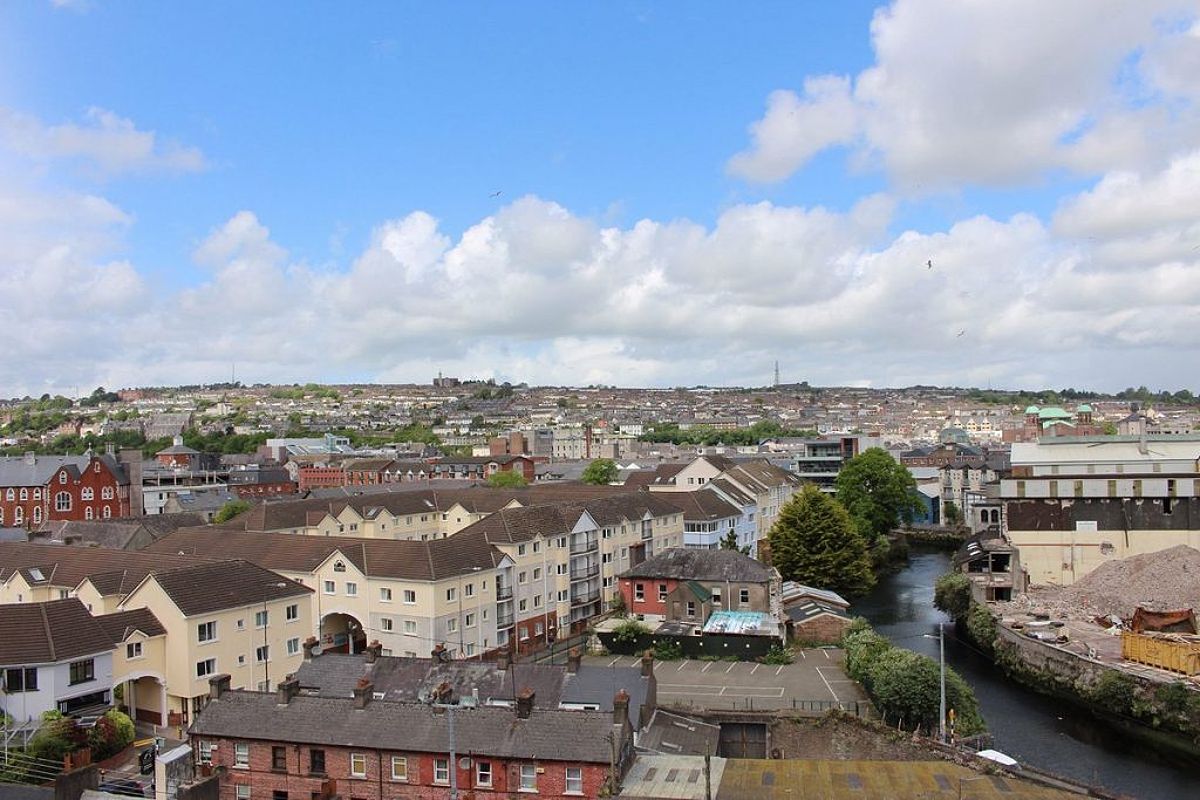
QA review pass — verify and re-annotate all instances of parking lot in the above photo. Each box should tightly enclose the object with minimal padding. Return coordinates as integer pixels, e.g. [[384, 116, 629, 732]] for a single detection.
[[584, 649, 868, 713]]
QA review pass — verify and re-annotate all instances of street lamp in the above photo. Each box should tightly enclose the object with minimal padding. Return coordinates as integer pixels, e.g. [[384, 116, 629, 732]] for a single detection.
[[923, 623, 946, 742]]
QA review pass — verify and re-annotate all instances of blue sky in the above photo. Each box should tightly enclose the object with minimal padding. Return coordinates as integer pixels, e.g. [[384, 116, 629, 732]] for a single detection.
[[1, 1, 1199, 394]]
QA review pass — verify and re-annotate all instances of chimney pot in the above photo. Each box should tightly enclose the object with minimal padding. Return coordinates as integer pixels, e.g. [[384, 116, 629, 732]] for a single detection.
[[365, 640, 383, 664], [641, 649, 655, 677], [353, 679, 373, 709], [208, 674, 231, 700], [276, 676, 300, 705], [303, 636, 319, 660], [496, 644, 511, 671], [613, 689, 630, 727], [567, 647, 581, 674], [515, 687, 535, 719]]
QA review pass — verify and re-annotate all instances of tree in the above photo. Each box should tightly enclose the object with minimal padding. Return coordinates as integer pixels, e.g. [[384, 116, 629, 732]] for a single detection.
[[943, 500, 963, 526], [767, 485, 875, 596], [581, 458, 618, 485], [933, 572, 971, 619], [834, 448, 921, 541], [719, 529, 749, 555], [486, 470, 528, 488], [213, 499, 252, 524]]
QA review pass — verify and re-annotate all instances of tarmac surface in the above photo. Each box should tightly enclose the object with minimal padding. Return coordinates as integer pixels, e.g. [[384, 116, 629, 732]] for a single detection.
[[584, 649, 870, 713]]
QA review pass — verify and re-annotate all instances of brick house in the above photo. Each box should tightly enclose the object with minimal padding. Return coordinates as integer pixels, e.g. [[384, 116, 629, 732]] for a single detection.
[[618, 548, 780, 624], [191, 674, 634, 799], [0, 453, 131, 528]]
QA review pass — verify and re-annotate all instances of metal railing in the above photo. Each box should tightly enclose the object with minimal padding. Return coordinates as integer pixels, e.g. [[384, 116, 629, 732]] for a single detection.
[[569, 563, 599, 580], [569, 537, 598, 554], [496, 585, 513, 600], [570, 589, 600, 606]]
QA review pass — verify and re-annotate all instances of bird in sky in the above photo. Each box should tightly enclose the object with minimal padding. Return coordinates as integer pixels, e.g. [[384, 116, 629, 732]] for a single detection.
[[490, 190, 503, 198], [956, 329, 966, 338], [927, 259, 933, 269]]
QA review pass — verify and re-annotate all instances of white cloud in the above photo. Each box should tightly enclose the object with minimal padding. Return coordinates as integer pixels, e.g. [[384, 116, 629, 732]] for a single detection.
[[0, 107, 205, 177], [729, 0, 1200, 187]]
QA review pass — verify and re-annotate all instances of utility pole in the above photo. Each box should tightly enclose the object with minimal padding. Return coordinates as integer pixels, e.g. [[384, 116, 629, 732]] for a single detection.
[[448, 704, 458, 800], [938, 622, 946, 743]]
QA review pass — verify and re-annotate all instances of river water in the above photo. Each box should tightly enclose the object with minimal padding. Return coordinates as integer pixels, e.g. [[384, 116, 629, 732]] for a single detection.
[[850, 548, 1200, 800]]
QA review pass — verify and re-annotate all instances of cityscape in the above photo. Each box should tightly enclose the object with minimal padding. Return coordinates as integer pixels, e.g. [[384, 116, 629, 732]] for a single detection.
[[3, 3, 1200, 800]]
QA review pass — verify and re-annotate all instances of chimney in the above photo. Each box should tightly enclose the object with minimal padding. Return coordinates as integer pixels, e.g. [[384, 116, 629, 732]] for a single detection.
[[496, 644, 511, 671], [641, 649, 655, 677], [515, 687, 535, 719], [567, 647, 581, 674], [303, 636, 319, 660], [432, 643, 447, 662], [276, 676, 300, 705], [24, 451, 36, 466], [435, 681, 454, 704], [208, 674, 231, 700], [365, 640, 383, 664], [353, 678, 373, 709], [613, 689, 630, 728]]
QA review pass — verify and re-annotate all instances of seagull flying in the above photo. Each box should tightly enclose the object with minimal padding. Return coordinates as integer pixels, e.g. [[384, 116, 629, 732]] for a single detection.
[[927, 259, 933, 269], [490, 190, 503, 198], [956, 329, 966, 338]]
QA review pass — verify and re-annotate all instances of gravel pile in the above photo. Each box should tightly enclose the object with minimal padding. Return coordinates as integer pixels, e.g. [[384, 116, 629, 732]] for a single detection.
[[1056, 545, 1200, 618]]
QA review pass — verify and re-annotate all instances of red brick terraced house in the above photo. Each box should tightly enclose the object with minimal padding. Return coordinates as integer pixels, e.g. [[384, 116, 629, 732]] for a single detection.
[[191, 674, 635, 800], [0, 453, 131, 528]]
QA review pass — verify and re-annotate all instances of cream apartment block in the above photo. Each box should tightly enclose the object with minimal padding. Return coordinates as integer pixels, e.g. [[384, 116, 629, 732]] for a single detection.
[[1002, 435, 1200, 586], [152, 491, 685, 659]]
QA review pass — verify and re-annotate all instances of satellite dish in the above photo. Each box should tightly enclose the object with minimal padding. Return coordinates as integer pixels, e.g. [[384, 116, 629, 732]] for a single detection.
[[458, 757, 472, 770]]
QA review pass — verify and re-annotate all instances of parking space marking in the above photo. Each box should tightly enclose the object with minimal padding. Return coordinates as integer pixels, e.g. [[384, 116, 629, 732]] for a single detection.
[[751, 664, 760, 675], [702, 662, 713, 673], [775, 665, 784, 676], [725, 663, 735, 674], [607, 657, 620, 667], [799, 650, 806, 659], [659, 683, 786, 699], [677, 660, 689, 671], [816, 666, 840, 702], [823, 650, 830, 659]]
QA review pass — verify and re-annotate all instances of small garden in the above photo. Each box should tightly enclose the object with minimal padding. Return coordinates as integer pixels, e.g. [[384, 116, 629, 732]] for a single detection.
[[0, 709, 135, 784]]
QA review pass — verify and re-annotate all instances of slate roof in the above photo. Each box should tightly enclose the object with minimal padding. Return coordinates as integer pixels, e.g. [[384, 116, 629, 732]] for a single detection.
[[0, 455, 94, 487], [95, 607, 167, 642], [0, 541, 210, 592], [669, 488, 741, 522], [638, 710, 720, 757], [620, 548, 776, 583], [0, 598, 116, 666], [190, 689, 623, 763], [143, 560, 310, 617], [707, 478, 755, 507]]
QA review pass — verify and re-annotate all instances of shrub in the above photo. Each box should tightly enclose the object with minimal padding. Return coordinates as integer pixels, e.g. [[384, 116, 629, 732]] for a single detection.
[[759, 643, 794, 665], [1087, 670, 1138, 717], [28, 716, 84, 765], [842, 629, 893, 687], [965, 601, 997, 654], [652, 640, 684, 661], [933, 572, 971, 620], [867, 648, 985, 736], [612, 618, 650, 647]]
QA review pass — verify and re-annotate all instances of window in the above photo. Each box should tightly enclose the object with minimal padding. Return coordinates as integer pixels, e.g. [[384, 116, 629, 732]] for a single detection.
[[518, 544, 526, 556], [476, 761, 492, 787], [236, 618, 246, 631], [4, 667, 37, 692], [345, 582, 358, 596], [565, 767, 583, 794], [686, 601, 696, 617], [390, 756, 408, 781], [381, 618, 394, 632], [199, 620, 217, 642], [81, 487, 94, 501], [102, 486, 113, 500], [238, 655, 246, 666], [65, 657, 93, 690], [272, 746, 287, 771], [256, 645, 269, 663], [235, 787, 249, 800], [126, 642, 143, 659], [556, 563, 567, 575], [196, 658, 216, 677], [55, 491, 71, 512], [434, 758, 450, 785], [198, 741, 213, 764], [309, 749, 326, 775], [601, 553, 613, 564], [287, 637, 300, 656], [102, 506, 111, 519], [255, 610, 269, 628], [465, 613, 475, 628], [464, 582, 476, 598], [518, 571, 527, 584], [518, 599, 527, 612], [333, 560, 346, 572], [519, 764, 537, 792], [533, 595, 542, 608], [272, 792, 287, 800], [634, 583, 644, 602], [350, 753, 366, 778], [447, 618, 458, 633], [739, 588, 750, 605], [11, 507, 19, 524], [19, 488, 28, 501], [234, 743, 249, 767], [534, 621, 544, 636], [85, 507, 94, 520], [59, 471, 67, 485], [532, 567, 542, 580], [380, 587, 392, 602], [658, 583, 667, 602], [404, 620, 417, 635], [403, 589, 416, 604], [446, 587, 457, 602], [324, 580, 336, 594]]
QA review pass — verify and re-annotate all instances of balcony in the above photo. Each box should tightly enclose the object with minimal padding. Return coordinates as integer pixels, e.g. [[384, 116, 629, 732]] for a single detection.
[[570, 563, 600, 581], [569, 536, 598, 555], [496, 585, 513, 601], [570, 588, 600, 607], [496, 611, 515, 628]]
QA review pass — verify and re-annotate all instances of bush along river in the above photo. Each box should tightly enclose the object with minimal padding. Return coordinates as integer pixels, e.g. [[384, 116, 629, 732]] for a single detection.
[[851, 547, 1199, 800]]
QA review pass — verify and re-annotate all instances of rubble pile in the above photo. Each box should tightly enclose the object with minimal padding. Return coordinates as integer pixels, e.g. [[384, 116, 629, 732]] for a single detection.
[[1058, 545, 1200, 618]]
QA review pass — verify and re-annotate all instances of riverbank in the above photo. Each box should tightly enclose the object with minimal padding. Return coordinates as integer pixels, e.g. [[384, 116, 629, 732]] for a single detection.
[[900, 525, 969, 549]]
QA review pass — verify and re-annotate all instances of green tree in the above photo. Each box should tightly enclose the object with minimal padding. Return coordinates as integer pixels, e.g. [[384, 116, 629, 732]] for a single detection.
[[486, 470, 528, 488], [933, 572, 971, 619], [767, 485, 875, 596], [943, 500, 963, 526], [213, 499, 252, 524], [868, 648, 985, 735], [834, 448, 921, 541], [581, 458, 619, 485], [719, 529, 750, 555]]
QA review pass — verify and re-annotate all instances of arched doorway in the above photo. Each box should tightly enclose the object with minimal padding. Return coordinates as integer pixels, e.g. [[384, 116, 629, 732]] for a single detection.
[[120, 672, 167, 727], [320, 612, 367, 654]]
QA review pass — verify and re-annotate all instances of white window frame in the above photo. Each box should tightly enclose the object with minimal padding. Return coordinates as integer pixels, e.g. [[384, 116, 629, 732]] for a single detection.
[[519, 764, 537, 792], [390, 756, 408, 782], [234, 743, 249, 768], [434, 758, 450, 785], [350, 753, 366, 778], [565, 766, 583, 795]]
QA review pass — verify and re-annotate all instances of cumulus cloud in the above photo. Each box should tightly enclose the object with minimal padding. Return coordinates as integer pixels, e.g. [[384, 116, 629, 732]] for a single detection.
[[729, 0, 1200, 187], [0, 107, 205, 177]]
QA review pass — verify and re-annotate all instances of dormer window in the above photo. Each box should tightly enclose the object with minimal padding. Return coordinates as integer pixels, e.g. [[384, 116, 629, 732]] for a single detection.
[[333, 560, 346, 572]]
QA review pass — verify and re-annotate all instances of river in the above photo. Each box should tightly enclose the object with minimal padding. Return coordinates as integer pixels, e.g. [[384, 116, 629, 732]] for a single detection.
[[850, 548, 1200, 800]]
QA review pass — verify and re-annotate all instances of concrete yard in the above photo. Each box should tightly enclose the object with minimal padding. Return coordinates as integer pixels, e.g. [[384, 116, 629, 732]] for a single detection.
[[584, 649, 869, 714]]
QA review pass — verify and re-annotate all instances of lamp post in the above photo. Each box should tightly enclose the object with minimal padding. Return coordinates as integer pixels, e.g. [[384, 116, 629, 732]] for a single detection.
[[923, 623, 946, 742]]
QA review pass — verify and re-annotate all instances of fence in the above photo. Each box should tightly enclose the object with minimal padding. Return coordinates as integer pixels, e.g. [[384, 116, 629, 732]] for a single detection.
[[661, 695, 869, 717], [597, 630, 781, 661]]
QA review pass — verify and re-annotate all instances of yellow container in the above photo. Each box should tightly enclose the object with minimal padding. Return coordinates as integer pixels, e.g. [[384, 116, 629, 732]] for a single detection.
[[1121, 631, 1200, 675]]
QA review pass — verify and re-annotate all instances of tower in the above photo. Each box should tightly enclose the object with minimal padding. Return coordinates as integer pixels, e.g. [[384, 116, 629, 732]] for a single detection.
[[773, 360, 780, 388]]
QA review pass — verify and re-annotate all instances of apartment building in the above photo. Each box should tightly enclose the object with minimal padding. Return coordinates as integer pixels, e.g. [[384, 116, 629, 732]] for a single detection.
[[1002, 436, 1200, 586]]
